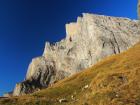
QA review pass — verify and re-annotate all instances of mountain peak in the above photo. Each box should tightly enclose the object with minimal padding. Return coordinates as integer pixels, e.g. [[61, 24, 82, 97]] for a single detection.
[[11, 13, 140, 96]]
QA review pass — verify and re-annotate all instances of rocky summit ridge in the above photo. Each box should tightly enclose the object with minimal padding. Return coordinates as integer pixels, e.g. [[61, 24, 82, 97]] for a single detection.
[[10, 13, 140, 96]]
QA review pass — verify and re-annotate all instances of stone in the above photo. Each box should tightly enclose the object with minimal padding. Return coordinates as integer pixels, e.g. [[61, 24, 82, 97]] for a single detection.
[[13, 13, 140, 96], [82, 85, 89, 91], [59, 98, 67, 103], [71, 95, 74, 100], [84, 85, 89, 89]]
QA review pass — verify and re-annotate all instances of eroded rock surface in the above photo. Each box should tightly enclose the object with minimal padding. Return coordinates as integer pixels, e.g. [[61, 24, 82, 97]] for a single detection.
[[13, 13, 140, 96]]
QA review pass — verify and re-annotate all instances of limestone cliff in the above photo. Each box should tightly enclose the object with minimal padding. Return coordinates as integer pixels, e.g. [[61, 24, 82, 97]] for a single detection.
[[13, 13, 140, 96]]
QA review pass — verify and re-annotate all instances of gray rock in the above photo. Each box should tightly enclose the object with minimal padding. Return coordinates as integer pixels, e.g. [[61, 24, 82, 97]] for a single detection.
[[59, 98, 68, 103], [13, 56, 56, 96], [13, 56, 69, 96], [13, 13, 140, 96]]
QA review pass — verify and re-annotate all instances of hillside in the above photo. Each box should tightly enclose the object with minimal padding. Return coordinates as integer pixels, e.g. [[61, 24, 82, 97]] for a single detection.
[[1, 42, 140, 105]]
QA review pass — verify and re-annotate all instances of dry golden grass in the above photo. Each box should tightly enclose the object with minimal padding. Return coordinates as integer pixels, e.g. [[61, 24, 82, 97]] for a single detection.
[[1, 43, 140, 105]]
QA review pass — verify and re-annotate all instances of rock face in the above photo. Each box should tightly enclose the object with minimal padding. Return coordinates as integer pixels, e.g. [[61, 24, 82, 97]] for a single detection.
[[13, 13, 140, 96]]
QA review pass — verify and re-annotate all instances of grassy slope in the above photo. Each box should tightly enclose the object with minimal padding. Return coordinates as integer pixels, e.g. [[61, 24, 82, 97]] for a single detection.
[[1, 43, 140, 105]]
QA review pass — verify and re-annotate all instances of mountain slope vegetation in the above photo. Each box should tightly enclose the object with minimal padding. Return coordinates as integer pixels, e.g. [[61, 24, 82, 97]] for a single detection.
[[1, 42, 140, 105]]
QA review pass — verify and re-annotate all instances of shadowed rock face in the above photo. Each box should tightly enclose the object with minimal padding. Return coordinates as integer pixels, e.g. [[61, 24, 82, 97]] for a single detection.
[[13, 56, 56, 96], [13, 56, 70, 96], [13, 13, 140, 96]]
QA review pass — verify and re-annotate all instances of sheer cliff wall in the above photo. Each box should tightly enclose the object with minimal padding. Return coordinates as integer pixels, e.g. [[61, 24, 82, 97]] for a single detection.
[[13, 13, 140, 96]]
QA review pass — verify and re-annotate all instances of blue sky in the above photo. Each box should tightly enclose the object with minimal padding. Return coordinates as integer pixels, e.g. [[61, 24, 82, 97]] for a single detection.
[[0, 0, 138, 96]]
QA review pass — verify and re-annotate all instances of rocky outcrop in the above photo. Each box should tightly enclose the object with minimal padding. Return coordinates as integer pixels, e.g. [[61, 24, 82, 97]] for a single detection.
[[13, 13, 140, 96], [13, 56, 69, 96]]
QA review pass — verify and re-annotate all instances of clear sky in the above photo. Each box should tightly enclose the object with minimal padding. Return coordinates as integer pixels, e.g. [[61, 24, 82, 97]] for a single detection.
[[0, 0, 138, 96]]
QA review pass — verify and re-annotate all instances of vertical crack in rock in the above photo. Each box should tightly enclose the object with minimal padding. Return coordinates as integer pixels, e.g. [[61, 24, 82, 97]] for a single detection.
[[102, 42, 106, 48], [99, 24, 121, 54], [110, 31, 121, 54], [110, 40, 117, 54]]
